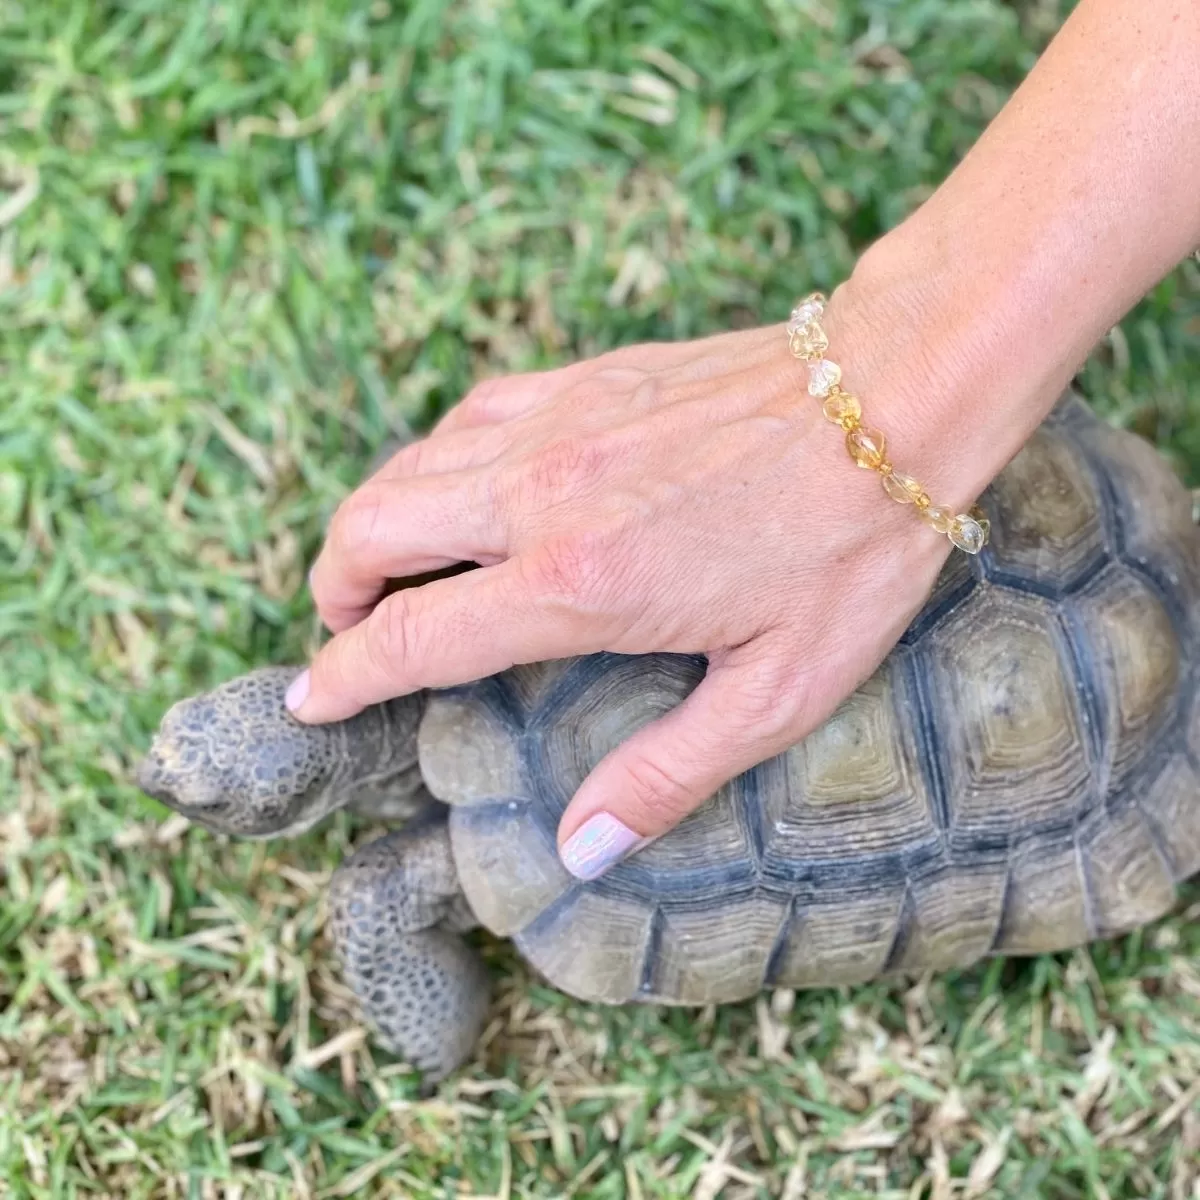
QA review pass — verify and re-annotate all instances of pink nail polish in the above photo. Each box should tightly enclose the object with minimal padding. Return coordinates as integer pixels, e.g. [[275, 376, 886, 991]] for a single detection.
[[560, 813, 646, 882], [285, 669, 311, 713]]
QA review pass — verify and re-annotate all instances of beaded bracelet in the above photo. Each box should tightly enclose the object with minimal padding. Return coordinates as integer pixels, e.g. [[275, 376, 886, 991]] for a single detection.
[[786, 293, 990, 555]]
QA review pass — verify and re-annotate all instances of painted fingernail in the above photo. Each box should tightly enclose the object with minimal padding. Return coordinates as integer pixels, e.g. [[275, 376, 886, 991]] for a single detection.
[[285, 669, 311, 714], [560, 813, 646, 882]]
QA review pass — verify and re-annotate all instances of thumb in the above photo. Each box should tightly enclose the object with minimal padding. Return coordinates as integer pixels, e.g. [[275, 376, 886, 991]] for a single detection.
[[556, 640, 810, 882]]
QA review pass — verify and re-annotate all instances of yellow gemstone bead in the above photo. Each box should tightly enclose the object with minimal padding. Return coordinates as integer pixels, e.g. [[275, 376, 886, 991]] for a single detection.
[[921, 505, 955, 534], [846, 426, 887, 470], [822, 390, 861, 426], [789, 322, 829, 360], [881, 470, 924, 504]]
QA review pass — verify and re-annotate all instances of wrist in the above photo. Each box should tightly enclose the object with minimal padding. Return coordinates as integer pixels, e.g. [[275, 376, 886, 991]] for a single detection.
[[818, 224, 1082, 513]]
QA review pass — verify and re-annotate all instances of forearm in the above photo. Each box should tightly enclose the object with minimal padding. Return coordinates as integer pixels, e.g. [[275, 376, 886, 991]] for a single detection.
[[828, 0, 1200, 505]]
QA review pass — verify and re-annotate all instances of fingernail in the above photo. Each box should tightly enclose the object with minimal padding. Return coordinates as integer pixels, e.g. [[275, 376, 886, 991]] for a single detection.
[[285, 669, 311, 714], [560, 813, 646, 882]]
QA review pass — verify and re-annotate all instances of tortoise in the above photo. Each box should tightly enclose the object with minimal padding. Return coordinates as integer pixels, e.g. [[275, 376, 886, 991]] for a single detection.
[[136, 392, 1200, 1082]]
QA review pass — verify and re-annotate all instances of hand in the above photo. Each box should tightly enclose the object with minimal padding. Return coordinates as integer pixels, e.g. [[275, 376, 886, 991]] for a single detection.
[[287, 0, 1200, 880], [285, 264, 1003, 880]]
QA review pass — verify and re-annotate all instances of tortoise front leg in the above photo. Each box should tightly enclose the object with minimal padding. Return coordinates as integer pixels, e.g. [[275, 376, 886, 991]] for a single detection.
[[329, 814, 490, 1083]]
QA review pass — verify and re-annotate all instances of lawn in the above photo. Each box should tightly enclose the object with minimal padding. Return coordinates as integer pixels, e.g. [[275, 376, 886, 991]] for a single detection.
[[1, 0, 1198, 1196]]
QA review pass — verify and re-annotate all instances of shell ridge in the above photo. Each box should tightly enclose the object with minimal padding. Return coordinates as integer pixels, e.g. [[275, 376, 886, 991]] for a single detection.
[[511, 880, 585, 954], [880, 886, 916, 974], [523, 655, 600, 732], [1135, 750, 1200, 885], [896, 646, 951, 836], [1118, 550, 1195, 650], [977, 566, 1062, 602], [433, 674, 535, 734], [1086, 437, 1127, 550], [897, 573, 977, 646], [987, 857, 1016, 956], [1054, 604, 1111, 804], [738, 760, 767, 878], [1082, 436, 1196, 639], [478, 674, 536, 732], [1130, 797, 1185, 888], [525, 651, 707, 732], [637, 905, 665, 997], [1072, 827, 1100, 942], [1047, 390, 1093, 429], [1186, 656, 1200, 781], [762, 895, 799, 988], [979, 421, 1116, 602]]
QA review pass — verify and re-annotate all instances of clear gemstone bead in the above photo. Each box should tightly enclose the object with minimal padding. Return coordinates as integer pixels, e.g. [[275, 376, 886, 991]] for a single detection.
[[949, 514, 986, 554], [786, 306, 818, 334], [881, 470, 923, 504], [786, 294, 826, 333], [807, 359, 841, 397], [822, 391, 861, 426], [846, 426, 886, 470]]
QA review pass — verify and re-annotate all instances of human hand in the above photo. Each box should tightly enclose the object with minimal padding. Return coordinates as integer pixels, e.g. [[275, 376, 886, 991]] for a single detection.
[[285, 261, 1011, 880], [284, 0, 1200, 879]]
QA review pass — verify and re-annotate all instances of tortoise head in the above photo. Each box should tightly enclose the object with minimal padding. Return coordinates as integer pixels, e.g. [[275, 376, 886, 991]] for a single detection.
[[136, 667, 425, 839]]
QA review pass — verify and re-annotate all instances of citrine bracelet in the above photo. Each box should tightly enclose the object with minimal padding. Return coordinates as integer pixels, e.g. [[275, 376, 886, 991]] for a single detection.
[[786, 293, 990, 556]]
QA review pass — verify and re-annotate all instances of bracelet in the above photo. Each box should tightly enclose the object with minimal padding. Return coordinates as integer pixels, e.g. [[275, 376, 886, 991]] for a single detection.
[[785, 293, 990, 556]]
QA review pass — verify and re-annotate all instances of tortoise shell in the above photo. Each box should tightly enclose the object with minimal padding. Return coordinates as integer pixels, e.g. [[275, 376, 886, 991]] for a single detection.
[[417, 395, 1200, 1005]]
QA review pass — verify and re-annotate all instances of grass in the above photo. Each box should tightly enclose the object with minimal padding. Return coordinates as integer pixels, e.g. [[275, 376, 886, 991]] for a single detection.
[[1, 0, 1198, 1196]]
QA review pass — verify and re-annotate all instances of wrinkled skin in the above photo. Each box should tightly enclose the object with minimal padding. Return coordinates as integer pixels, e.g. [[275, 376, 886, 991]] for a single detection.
[[137, 667, 429, 839]]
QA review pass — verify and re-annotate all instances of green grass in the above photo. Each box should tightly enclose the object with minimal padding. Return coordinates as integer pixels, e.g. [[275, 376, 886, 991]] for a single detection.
[[1, 0, 1199, 1196]]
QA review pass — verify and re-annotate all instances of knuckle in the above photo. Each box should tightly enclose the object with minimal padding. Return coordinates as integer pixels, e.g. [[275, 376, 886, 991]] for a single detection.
[[588, 363, 646, 392], [393, 438, 432, 476], [622, 756, 696, 825], [309, 642, 362, 710], [630, 372, 663, 410], [457, 379, 506, 423], [365, 593, 420, 672], [731, 655, 807, 739], [530, 530, 612, 606], [527, 433, 608, 501], [332, 485, 386, 557], [592, 342, 659, 370]]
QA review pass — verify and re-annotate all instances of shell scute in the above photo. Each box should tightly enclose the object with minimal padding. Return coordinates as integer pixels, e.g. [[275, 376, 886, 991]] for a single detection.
[[981, 425, 1110, 593], [760, 665, 939, 866], [993, 835, 1091, 955], [923, 586, 1092, 844], [768, 889, 907, 988]]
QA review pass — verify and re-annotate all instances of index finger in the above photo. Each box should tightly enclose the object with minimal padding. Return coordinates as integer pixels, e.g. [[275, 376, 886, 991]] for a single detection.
[[310, 468, 507, 634], [286, 557, 605, 724]]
